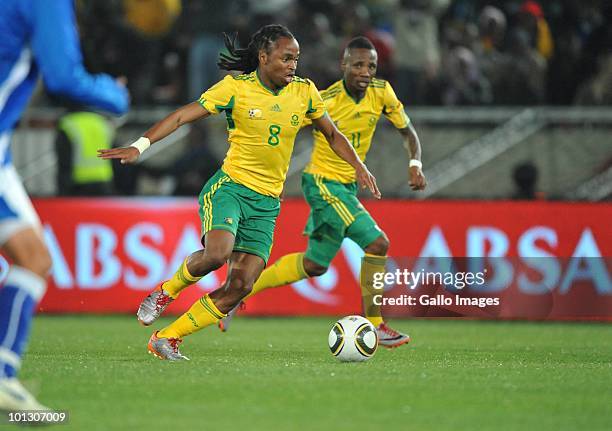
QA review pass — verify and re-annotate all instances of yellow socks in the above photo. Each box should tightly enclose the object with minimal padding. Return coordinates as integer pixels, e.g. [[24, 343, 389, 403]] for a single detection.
[[157, 294, 226, 339], [162, 258, 202, 299], [158, 253, 307, 339], [360, 253, 387, 327], [247, 252, 308, 299]]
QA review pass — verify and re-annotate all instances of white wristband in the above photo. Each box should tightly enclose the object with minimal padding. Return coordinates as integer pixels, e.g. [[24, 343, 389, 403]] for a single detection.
[[409, 159, 422, 169], [130, 137, 151, 154]]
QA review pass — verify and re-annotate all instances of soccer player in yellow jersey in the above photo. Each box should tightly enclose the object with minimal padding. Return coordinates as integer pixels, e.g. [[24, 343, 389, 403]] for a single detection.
[[98, 25, 380, 360], [219, 37, 427, 348]]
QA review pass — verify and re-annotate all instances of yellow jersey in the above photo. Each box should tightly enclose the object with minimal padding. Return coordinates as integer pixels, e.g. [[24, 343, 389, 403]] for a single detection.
[[305, 78, 410, 183], [199, 71, 325, 197]]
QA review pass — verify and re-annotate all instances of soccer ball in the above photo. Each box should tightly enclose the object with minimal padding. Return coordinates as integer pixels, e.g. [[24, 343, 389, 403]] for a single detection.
[[328, 315, 378, 362]]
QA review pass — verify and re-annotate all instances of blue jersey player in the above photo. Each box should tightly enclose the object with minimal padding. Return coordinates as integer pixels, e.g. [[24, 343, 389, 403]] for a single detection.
[[0, 0, 128, 413]]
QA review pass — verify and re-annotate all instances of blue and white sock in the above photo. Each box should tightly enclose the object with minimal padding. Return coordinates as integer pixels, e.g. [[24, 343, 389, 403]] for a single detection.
[[0, 266, 46, 379]]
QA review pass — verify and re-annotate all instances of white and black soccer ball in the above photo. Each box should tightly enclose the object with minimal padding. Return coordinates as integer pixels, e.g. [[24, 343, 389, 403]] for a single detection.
[[328, 315, 378, 362]]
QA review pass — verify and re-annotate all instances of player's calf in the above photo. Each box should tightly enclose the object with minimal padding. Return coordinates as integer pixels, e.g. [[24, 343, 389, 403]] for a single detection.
[[214, 280, 252, 314]]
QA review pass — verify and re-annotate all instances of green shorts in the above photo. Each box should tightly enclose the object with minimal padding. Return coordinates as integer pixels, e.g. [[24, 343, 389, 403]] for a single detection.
[[301, 172, 383, 267], [198, 169, 280, 264]]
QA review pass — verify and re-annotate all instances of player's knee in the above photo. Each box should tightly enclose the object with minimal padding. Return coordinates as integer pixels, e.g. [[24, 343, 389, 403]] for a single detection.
[[228, 276, 253, 297], [31, 247, 52, 278], [5, 229, 53, 277], [21, 246, 52, 278], [207, 255, 230, 271], [365, 233, 390, 256], [303, 258, 328, 277], [201, 248, 232, 271]]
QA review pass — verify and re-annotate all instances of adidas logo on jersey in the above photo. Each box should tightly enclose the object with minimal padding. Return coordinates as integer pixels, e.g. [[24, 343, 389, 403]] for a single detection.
[[271, 104, 282, 112]]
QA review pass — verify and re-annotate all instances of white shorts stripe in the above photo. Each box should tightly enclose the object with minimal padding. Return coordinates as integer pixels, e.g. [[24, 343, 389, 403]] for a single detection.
[[0, 160, 42, 246], [0, 133, 10, 166], [0, 48, 32, 115]]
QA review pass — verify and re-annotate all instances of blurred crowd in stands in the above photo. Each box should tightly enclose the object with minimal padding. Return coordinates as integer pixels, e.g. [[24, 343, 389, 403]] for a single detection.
[[75, 0, 611, 107]]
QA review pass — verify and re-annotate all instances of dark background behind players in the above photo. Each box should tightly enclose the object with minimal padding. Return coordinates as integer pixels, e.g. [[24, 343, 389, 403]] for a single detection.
[[18, 0, 612, 200], [73, 0, 611, 107]]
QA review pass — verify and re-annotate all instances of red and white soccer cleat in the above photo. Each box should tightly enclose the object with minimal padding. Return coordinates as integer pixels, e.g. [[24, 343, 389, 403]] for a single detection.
[[137, 283, 174, 326], [147, 331, 189, 361], [376, 322, 411, 348]]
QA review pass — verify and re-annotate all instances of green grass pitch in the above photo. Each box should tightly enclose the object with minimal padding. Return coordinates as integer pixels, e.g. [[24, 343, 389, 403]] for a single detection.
[[13, 316, 612, 430]]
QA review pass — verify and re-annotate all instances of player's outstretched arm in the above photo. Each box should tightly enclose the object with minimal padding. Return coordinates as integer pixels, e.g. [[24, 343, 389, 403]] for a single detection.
[[98, 102, 210, 165], [312, 113, 381, 199], [398, 123, 427, 191]]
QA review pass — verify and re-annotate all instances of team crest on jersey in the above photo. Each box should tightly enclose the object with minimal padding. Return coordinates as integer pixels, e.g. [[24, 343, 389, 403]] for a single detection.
[[224, 217, 233, 225], [248, 108, 263, 119], [290, 113, 300, 126]]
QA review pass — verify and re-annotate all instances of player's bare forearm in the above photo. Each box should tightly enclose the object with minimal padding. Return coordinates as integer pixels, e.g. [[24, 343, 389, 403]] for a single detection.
[[98, 102, 209, 164], [399, 122, 421, 161], [398, 123, 427, 191], [144, 102, 210, 143], [312, 114, 381, 198]]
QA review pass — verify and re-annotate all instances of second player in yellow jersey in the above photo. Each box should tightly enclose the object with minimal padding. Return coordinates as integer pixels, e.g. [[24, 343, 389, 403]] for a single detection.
[[306, 77, 409, 183]]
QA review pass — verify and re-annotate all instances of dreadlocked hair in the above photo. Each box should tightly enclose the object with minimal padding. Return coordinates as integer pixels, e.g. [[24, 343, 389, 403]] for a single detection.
[[218, 24, 295, 73]]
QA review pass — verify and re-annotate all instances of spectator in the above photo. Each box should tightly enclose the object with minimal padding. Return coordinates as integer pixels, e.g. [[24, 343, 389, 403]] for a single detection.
[[183, 1, 249, 101], [442, 46, 492, 105], [573, 2, 612, 104], [544, 0, 584, 104], [475, 5, 509, 104], [477, 5, 506, 53], [392, 0, 450, 104], [516, 1, 554, 61], [478, 6, 506, 55], [291, 11, 341, 89], [512, 162, 543, 200], [77, 0, 184, 104], [123, 0, 181, 37], [341, 2, 395, 81], [112, 0, 182, 104], [55, 111, 117, 196], [496, 28, 547, 104], [574, 53, 612, 105]]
